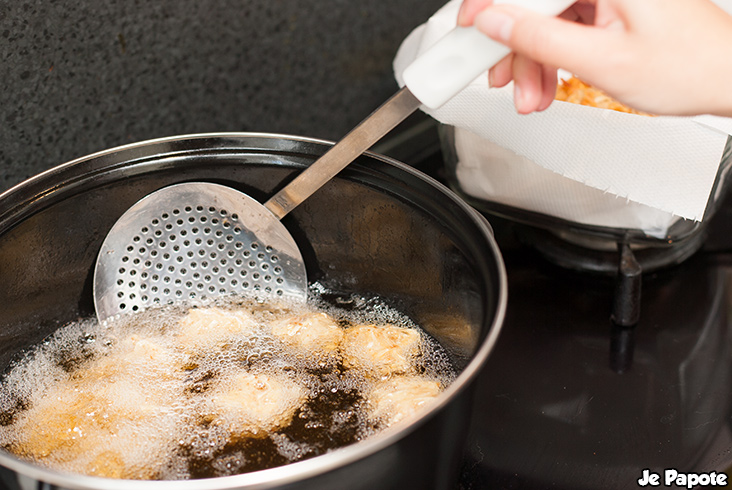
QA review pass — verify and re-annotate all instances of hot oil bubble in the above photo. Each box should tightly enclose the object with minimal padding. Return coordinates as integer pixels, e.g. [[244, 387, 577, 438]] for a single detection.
[[270, 433, 314, 462]]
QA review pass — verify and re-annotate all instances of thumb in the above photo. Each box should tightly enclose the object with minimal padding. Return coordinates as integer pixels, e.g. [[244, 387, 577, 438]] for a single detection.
[[474, 5, 617, 78]]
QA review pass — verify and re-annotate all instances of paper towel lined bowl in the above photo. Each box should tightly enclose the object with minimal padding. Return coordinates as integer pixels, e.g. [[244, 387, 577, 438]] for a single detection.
[[393, 0, 732, 247], [439, 125, 732, 245]]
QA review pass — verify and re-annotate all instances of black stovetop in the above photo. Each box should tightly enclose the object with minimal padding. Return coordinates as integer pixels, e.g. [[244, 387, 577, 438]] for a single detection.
[[458, 220, 732, 489]]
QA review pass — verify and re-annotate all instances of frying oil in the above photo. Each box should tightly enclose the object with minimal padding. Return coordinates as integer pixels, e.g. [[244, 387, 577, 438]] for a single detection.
[[0, 289, 456, 480]]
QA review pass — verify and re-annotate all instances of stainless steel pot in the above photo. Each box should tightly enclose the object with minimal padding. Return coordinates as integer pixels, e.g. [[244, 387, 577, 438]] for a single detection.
[[0, 133, 507, 490]]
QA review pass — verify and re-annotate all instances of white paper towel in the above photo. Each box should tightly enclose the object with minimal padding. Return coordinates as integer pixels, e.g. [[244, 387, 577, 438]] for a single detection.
[[393, 0, 732, 226], [452, 128, 680, 236]]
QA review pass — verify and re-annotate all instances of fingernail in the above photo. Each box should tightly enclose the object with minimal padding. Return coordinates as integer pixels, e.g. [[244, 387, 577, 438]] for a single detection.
[[488, 68, 494, 88], [457, 3, 468, 26], [514, 83, 524, 112], [475, 10, 515, 43]]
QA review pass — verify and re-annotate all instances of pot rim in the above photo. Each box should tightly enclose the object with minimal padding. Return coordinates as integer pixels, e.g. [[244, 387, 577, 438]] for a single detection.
[[0, 132, 508, 489]]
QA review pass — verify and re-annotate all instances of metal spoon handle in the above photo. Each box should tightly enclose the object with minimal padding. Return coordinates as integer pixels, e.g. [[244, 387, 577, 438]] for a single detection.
[[264, 87, 421, 220]]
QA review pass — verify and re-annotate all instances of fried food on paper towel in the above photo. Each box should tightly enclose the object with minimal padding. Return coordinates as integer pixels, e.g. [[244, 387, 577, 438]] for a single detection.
[[555, 77, 653, 116]]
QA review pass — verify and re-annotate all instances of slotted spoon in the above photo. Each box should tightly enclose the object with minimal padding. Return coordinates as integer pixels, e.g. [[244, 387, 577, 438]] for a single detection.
[[93, 0, 574, 321]]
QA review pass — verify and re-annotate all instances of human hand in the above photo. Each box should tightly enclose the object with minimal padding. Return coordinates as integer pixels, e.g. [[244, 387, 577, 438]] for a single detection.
[[457, 0, 732, 117]]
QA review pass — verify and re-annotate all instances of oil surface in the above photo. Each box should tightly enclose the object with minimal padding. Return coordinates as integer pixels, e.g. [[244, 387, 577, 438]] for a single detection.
[[0, 291, 456, 480]]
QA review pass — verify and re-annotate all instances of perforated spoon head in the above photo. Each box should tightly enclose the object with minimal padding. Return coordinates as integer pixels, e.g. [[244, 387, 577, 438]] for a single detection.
[[93, 183, 307, 322]]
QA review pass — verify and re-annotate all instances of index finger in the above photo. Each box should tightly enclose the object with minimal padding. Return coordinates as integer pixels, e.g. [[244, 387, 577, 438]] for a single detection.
[[458, 0, 494, 26]]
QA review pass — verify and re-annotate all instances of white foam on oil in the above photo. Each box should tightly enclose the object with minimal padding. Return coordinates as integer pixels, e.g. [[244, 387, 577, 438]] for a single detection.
[[0, 292, 457, 480]]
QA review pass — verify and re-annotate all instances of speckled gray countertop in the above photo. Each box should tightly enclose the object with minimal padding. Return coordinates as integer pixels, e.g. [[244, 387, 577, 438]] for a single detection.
[[0, 0, 445, 192]]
